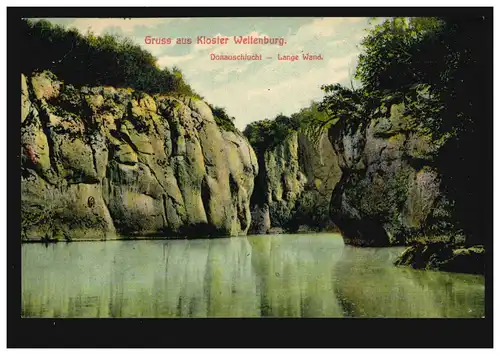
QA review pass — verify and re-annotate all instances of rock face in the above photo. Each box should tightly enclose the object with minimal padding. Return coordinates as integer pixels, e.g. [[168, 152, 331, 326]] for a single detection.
[[328, 102, 460, 246], [249, 130, 341, 233], [21, 71, 258, 241]]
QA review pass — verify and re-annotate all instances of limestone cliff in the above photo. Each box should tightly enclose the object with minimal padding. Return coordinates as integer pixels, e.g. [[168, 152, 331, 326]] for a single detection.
[[327, 101, 461, 247], [250, 130, 341, 233], [21, 71, 258, 241]]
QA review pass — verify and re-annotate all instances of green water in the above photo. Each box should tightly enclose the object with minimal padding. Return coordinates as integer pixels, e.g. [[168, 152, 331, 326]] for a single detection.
[[21, 233, 485, 318]]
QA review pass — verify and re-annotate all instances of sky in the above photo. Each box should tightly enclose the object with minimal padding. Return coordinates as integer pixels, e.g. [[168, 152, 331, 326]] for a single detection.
[[40, 17, 376, 130]]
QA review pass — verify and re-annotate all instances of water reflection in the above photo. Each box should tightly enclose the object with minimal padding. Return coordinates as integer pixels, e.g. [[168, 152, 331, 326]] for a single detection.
[[21, 234, 484, 318], [333, 246, 484, 318]]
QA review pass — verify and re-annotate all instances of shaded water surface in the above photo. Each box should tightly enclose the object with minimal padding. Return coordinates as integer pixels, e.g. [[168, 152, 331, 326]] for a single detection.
[[22, 233, 484, 318]]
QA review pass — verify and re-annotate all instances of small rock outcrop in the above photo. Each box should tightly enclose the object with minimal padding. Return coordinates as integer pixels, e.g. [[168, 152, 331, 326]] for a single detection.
[[394, 243, 485, 274], [21, 71, 258, 241]]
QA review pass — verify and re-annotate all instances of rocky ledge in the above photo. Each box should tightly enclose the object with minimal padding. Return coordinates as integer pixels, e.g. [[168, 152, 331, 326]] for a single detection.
[[394, 242, 485, 274]]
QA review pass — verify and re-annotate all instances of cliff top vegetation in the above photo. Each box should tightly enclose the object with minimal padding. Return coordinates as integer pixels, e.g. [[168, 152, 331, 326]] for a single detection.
[[20, 18, 238, 133]]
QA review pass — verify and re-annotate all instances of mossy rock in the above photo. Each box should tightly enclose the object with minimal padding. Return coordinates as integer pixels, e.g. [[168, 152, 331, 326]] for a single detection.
[[113, 144, 138, 165], [31, 71, 61, 101], [394, 243, 485, 274]]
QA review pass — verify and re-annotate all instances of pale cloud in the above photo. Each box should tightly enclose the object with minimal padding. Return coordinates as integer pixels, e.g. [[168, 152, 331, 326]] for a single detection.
[[41, 17, 372, 131], [157, 53, 196, 67], [327, 53, 359, 70], [166, 18, 369, 129], [213, 64, 251, 83], [167, 30, 281, 84], [293, 17, 365, 41], [207, 53, 355, 129], [69, 18, 183, 35], [327, 39, 348, 47]]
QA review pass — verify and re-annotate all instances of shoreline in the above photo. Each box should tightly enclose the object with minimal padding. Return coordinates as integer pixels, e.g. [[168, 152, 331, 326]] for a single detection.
[[21, 234, 485, 275], [20, 231, 343, 244]]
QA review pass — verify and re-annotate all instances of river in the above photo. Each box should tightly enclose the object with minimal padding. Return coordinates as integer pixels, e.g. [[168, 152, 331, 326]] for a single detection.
[[21, 233, 485, 318]]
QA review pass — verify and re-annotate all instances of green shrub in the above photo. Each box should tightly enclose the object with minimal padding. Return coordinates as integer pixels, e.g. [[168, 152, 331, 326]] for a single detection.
[[288, 190, 332, 232], [243, 113, 300, 156], [208, 104, 238, 133], [20, 18, 198, 98]]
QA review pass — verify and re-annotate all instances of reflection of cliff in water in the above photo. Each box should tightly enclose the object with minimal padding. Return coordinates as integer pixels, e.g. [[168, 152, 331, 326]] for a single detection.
[[22, 234, 346, 317], [247, 234, 344, 317], [22, 234, 484, 318], [333, 246, 485, 318]]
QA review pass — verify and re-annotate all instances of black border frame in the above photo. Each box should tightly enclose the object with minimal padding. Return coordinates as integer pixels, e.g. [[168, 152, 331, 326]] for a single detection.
[[7, 6, 494, 348]]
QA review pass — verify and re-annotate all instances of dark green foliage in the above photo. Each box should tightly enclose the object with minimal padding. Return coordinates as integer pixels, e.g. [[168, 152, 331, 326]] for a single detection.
[[307, 16, 490, 245], [353, 16, 489, 147], [21, 204, 71, 241], [317, 84, 367, 134], [287, 191, 332, 232], [207, 104, 238, 133], [268, 202, 292, 229], [310, 16, 489, 139], [20, 19, 198, 97], [292, 102, 330, 143], [355, 17, 484, 141], [243, 113, 300, 157], [346, 168, 410, 223], [356, 18, 444, 95]]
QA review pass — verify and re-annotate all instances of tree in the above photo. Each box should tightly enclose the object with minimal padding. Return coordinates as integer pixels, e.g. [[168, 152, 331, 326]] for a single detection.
[[208, 104, 237, 133], [308, 15, 491, 245]]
